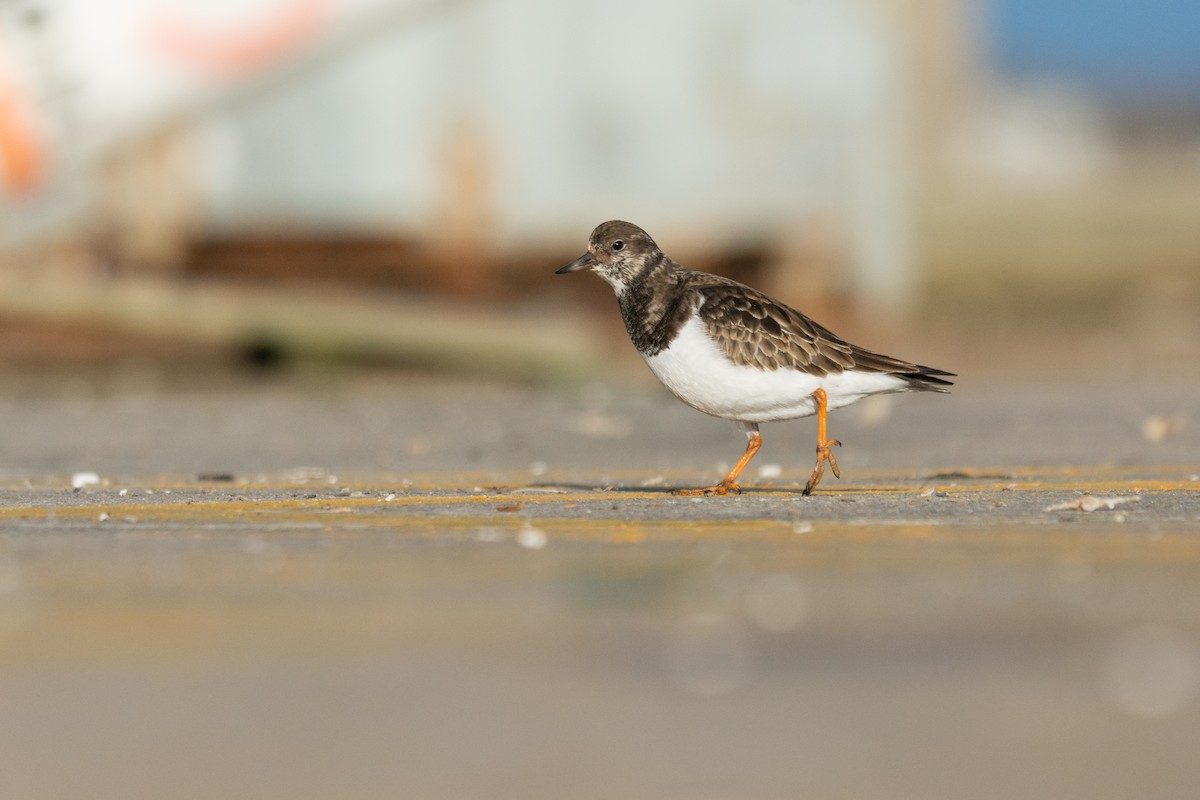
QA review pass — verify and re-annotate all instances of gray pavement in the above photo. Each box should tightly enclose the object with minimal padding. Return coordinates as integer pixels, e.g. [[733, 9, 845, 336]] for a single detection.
[[1, 367, 1199, 799]]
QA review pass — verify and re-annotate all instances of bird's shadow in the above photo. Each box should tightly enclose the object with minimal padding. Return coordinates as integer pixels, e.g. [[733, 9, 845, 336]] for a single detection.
[[524, 481, 817, 497]]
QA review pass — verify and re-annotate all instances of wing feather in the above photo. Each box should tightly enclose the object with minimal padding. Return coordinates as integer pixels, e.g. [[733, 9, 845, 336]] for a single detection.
[[688, 272, 954, 391]]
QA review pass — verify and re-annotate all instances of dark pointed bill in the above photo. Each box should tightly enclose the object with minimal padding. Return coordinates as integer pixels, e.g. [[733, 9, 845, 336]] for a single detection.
[[556, 252, 596, 274]]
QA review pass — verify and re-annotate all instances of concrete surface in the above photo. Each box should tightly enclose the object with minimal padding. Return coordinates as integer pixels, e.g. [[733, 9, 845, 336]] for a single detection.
[[0, 368, 1198, 799]]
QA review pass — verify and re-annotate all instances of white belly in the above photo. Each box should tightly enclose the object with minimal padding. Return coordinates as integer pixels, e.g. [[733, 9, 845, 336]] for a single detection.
[[643, 315, 909, 423]]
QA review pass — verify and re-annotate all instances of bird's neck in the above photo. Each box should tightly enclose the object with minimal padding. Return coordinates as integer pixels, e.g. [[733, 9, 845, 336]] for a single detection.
[[616, 256, 691, 357]]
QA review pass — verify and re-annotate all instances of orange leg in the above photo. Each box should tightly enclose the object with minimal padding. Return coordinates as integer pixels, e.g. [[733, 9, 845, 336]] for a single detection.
[[802, 388, 841, 496], [672, 430, 762, 496]]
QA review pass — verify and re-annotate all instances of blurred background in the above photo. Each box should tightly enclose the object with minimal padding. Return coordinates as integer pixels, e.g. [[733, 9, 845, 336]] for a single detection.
[[2, 0, 1198, 382]]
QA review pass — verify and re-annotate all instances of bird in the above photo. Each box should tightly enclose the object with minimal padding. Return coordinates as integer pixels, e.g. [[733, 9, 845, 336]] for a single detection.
[[556, 220, 954, 496]]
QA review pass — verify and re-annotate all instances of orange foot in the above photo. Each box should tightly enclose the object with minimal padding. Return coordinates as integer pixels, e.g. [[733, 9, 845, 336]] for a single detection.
[[801, 387, 843, 496], [802, 437, 841, 496], [671, 430, 761, 497]]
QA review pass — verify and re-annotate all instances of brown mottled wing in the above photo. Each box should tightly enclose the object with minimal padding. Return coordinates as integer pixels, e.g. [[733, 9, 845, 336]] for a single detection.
[[689, 272, 954, 390]]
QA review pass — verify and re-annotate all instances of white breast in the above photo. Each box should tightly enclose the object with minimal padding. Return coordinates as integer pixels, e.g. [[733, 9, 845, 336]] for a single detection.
[[642, 314, 909, 423]]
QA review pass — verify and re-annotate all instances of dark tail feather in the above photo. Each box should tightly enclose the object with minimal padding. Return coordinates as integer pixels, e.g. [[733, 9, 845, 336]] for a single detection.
[[844, 343, 954, 392], [902, 364, 955, 392]]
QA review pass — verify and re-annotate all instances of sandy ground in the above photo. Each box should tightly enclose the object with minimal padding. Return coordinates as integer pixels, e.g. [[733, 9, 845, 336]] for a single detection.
[[0, 367, 1198, 799]]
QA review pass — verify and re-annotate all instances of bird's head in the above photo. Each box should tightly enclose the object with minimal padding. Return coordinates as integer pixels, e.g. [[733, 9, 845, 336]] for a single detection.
[[556, 220, 662, 293]]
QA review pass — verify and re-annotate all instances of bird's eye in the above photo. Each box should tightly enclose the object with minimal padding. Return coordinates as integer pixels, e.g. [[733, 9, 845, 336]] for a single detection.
[[612, 240, 624, 251]]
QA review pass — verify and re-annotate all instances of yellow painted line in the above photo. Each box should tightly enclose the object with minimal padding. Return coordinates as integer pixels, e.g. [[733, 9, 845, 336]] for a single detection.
[[0, 493, 618, 521], [58, 478, 1200, 496], [0, 479, 1196, 523], [7, 508, 1200, 566], [4, 463, 1198, 494]]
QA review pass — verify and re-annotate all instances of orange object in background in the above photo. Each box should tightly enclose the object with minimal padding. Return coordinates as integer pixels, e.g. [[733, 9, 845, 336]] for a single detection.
[[145, 0, 331, 76], [0, 70, 45, 196]]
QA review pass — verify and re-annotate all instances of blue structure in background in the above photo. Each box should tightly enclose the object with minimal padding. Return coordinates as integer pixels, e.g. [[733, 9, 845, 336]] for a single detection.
[[985, 0, 1200, 104]]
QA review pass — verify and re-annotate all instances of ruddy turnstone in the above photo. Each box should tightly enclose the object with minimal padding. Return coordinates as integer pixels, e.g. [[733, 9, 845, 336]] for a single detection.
[[557, 220, 954, 496]]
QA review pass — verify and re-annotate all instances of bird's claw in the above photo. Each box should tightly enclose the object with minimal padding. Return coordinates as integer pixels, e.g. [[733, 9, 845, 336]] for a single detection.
[[803, 439, 842, 495]]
